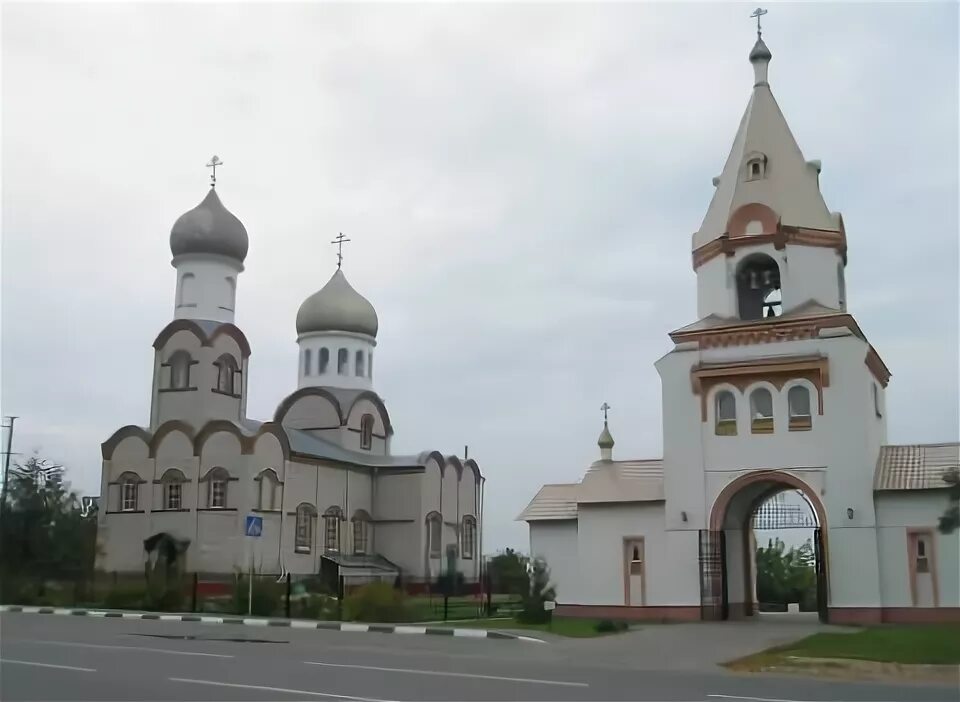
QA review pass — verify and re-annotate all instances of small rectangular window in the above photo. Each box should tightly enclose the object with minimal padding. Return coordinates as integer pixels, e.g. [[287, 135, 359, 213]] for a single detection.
[[303, 349, 312, 376], [121, 483, 138, 512], [165, 483, 182, 510], [355, 350, 365, 377], [210, 480, 226, 508], [353, 520, 368, 555], [337, 348, 348, 375], [324, 515, 340, 551]]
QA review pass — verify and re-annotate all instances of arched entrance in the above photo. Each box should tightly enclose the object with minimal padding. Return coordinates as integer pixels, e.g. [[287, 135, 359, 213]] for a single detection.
[[700, 471, 829, 622]]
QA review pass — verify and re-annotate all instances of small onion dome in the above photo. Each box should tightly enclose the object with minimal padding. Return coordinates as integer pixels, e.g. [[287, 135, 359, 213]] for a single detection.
[[598, 421, 615, 450], [170, 188, 249, 262], [296, 269, 379, 338], [749, 36, 772, 63]]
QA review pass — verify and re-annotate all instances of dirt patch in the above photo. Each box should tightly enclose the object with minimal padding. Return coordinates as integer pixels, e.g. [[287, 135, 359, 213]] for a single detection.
[[726, 653, 959, 685]]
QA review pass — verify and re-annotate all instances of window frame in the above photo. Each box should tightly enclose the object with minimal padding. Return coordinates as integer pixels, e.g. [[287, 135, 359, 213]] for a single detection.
[[318, 347, 329, 374], [337, 348, 349, 375], [355, 350, 365, 377], [787, 385, 813, 431], [352, 512, 370, 555], [714, 390, 737, 436], [426, 512, 442, 559], [303, 348, 312, 376], [214, 354, 239, 395], [256, 469, 281, 511], [295, 503, 316, 554], [167, 351, 193, 390], [360, 414, 374, 450], [121, 480, 139, 512], [323, 507, 342, 552], [749, 387, 775, 434], [461, 516, 476, 560]]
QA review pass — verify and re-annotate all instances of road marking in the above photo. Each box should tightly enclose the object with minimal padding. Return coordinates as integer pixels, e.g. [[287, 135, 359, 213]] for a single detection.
[[22, 640, 233, 658], [0, 658, 96, 672], [708, 695, 820, 702], [304, 661, 589, 688], [169, 677, 395, 701]]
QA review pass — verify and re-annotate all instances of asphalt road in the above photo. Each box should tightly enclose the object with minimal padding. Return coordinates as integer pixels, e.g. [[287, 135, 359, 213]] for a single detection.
[[1, 613, 956, 701]]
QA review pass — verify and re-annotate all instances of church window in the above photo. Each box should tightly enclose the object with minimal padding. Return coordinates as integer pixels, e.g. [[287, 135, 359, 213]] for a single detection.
[[318, 348, 329, 374], [368, 352, 373, 379], [744, 152, 767, 181], [355, 350, 365, 377], [338, 348, 348, 375], [324, 506, 342, 552], [177, 273, 196, 308], [256, 469, 280, 511], [461, 516, 476, 560], [352, 510, 370, 555], [160, 469, 186, 510], [295, 503, 316, 553], [426, 512, 442, 558], [119, 472, 140, 512], [715, 391, 737, 436], [215, 354, 239, 395], [736, 254, 781, 321], [750, 388, 774, 434], [360, 414, 374, 450], [168, 351, 192, 390], [204, 467, 230, 509], [788, 386, 812, 430], [303, 349, 312, 376]]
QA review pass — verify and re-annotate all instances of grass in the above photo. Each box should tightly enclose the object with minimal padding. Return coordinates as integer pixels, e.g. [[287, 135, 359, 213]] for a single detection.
[[449, 617, 627, 638], [729, 625, 960, 669]]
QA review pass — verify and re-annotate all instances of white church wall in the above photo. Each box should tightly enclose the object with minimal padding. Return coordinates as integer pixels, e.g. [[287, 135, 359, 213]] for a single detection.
[[173, 255, 242, 324], [696, 256, 736, 319], [781, 246, 843, 313], [827, 527, 883, 609], [441, 464, 460, 525], [875, 493, 960, 608], [529, 520, 579, 604], [344, 398, 388, 454], [297, 331, 374, 391], [373, 471, 425, 576], [575, 503, 667, 606]]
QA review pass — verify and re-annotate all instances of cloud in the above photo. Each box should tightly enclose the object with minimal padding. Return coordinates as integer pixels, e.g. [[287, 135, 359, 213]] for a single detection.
[[2, 2, 957, 553]]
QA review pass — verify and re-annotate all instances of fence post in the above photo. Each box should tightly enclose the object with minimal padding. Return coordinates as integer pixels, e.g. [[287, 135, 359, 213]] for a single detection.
[[191, 573, 198, 613], [285, 573, 292, 619], [337, 575, 344, 621], [444, 593, 449, 622]]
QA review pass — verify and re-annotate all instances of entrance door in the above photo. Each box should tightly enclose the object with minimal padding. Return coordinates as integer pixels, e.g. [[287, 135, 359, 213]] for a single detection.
[[699, 530, 727, 620], [814, 527, 828, 623], [624, 539, 644, 606]]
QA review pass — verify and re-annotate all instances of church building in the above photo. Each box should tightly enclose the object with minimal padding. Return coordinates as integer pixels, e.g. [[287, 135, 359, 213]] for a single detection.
[[97, 174, 482, 585], [519, 30, 959, 624]]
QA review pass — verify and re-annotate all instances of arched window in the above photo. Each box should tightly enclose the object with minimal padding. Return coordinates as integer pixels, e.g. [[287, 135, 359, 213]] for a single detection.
[[360, 414, 374, 450], [295, 503, 317, 554], [303, 348, 312, 376], [256, 469, 281, 511], [749, 388, 774, 434], [368, 352, 373, 379], [461, 515, 477, 560], [788, 386, 812, 430], [355, 350, 365, 377], [323, 506, 342, 552], [224, 276, 236, 311], [715, 391, 737, 436], [318, 348, 329, 374], [837, 263, 846, 310], [426, 512, 442, 558], [168, 351, 193, 390], [215, 354, 239, 395], [744, 152, 767, 181], [178, 273, 196, 308], [203, 467, 230, 508], [118, 471, 141, 512], [352, 510, 371, 555], [337, 348, 348, 375], [160, 468, 186, 510], [736, 255, 781, 321]]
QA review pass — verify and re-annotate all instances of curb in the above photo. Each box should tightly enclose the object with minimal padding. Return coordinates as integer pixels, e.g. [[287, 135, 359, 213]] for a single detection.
[[0, 605, 545, 643]]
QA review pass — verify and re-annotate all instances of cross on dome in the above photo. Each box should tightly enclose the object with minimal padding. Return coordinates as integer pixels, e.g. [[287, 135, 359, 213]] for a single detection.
[[206, 155, 223, 187]]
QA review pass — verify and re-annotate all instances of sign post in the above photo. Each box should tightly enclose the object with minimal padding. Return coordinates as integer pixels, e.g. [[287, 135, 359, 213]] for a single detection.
[[543, 600, 556, 632], [244, 515, 263, 616]]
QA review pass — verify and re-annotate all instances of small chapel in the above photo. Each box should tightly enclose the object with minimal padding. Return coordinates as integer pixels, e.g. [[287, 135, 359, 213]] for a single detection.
[[97, 168, 482, 585], [519, 28, 959, 624]]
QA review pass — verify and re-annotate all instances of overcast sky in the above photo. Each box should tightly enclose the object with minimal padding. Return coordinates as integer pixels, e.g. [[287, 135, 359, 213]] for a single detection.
[[2, 2, 957, 553]]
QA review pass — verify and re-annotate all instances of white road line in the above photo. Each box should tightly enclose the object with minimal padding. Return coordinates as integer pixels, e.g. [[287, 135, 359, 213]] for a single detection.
[[22, 640, 233, 658], [708, 695, 820, 702], [169, 677, 395, 701], [0, 658, 96, 673], [303, 661, 589, 688]]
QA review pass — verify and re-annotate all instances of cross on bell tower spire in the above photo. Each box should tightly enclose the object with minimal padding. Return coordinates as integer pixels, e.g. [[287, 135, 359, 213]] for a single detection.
[[206, 155, 223, 187], [750, 7, 768, 37]]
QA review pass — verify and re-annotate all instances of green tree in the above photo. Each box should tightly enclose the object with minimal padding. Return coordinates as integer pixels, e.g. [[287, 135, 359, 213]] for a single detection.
[[938, 469, 959, 534], [755, 537, 816, 609], [487, 548, 529, 595], [517, 557, 556, 624]]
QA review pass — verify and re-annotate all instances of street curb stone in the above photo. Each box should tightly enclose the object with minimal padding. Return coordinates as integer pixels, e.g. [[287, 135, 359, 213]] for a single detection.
[[0, 604, 545, 643]]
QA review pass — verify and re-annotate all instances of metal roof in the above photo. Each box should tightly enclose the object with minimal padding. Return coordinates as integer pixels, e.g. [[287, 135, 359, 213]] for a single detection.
[[516, 484, 579, 521]]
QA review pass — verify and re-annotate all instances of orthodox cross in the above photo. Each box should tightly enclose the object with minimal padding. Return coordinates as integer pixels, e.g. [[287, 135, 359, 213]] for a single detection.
[[750, 7, 768, 36], [206, 155, 223, 187], [330, 232, 351, 269], [601, 402, 611, 423]]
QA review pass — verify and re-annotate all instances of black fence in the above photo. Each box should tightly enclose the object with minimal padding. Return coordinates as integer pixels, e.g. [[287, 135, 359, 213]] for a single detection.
[[0, 570, 521, 623]]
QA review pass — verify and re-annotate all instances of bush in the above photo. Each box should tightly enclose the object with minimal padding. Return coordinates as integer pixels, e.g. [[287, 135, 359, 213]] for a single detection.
[[104, 583, 148, 609], [343, 582, 407, 622], [232, 577, 283, 617], [294, 593, 339, 620], [594, 619, 628, 633]]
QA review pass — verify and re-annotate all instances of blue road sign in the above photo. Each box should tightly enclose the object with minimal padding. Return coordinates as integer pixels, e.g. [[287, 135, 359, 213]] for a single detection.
[[244, 515, 263, 537]]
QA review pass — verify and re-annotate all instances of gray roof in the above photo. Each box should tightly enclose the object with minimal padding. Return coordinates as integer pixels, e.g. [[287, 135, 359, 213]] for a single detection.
[[285, 427, 422, 469], [516, 484, 579, 521], [296, 269, 378, 338], [170, 188, 249, 262], [874, 443, 959, 491], [597, 422, 615, 449], [749, 36, 772, 63]]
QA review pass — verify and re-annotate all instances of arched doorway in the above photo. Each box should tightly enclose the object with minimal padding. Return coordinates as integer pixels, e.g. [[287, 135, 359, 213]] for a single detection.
[[701, 471, 829, 622]]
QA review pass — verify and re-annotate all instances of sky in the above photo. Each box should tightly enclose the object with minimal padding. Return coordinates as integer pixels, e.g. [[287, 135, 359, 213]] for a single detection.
[[2, 2, 958, 554]]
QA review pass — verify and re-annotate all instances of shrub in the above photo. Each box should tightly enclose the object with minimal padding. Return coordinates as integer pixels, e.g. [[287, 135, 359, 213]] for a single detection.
[[104, 583, 148, 609], [343, 582, 407, 622], [231, 577, 283, 617], [295, 593, 339, 620], [594, 619, 628, 633]]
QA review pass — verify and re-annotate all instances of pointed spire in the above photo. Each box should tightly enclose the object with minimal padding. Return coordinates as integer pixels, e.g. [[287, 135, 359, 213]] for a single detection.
[[750, 36, 772, 86], [598, 402, 614, 460]]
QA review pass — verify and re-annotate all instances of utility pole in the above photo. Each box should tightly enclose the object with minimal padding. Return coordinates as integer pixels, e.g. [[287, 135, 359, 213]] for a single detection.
[[0, 416, 18, 523]]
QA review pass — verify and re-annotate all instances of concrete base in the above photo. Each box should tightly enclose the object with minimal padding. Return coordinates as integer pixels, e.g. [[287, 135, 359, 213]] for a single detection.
[[829, 607, 960, 625], [556, 604, 702, 622]]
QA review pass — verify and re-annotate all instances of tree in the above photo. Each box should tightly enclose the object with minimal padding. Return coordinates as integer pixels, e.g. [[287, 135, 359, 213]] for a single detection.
[[755, 537, 816, 609], [487, 548, 529, 596], [938, 468, 959, 534], [517, 557, 556, 624]]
